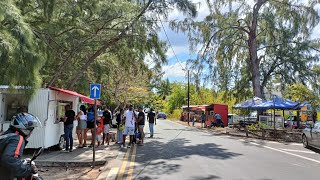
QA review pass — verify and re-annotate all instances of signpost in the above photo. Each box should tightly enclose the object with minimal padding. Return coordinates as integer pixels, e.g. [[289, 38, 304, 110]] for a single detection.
[[90, 84, 101, 168]]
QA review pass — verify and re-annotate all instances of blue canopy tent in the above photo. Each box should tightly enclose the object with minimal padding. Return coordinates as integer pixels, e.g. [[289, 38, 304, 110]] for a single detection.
[[232, 97, 266, 126], [251, 96, 299, 110], [294, 101, 310, 110], [232, 97, 265, 109], [250, 96, 299, 129]]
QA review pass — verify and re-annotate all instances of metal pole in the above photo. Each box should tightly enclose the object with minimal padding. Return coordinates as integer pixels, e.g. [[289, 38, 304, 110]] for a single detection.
[[187, 70, 190, 126], [273, 95, 276, 131], [93, 100, 97, 168]]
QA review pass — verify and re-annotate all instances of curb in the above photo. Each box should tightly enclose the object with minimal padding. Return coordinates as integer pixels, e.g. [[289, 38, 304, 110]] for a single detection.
[[36, 160, 107, 167]]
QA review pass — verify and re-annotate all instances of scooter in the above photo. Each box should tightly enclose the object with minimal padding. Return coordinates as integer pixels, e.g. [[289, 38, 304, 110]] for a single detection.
[[22, 147, 44, 180]]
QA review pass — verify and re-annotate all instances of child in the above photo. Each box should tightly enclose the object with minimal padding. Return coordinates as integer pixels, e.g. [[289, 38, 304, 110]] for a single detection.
[[96, 121, 103, 147]]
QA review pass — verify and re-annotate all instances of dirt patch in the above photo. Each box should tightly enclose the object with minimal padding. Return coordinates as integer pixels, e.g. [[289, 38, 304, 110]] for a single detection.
[[39, 166, 102, 180]]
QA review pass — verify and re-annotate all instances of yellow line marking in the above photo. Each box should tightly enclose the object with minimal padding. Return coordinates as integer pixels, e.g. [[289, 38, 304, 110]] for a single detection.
[[126, 145, 137, 180], [117, 148, 131, 180]]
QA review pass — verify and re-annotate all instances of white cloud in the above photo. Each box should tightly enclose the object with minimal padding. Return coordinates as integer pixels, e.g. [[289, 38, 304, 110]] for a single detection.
[[166, 45, 189, 58], [162, 61, 187, 78], [158, 0, 210, 59], [167, 0, 210, 21]]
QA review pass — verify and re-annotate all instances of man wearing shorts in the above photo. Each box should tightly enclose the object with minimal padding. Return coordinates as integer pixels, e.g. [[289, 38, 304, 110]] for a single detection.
[[122, 104, 137, 148], [102, 107, 112, 146], [137, 107, 145, 145]]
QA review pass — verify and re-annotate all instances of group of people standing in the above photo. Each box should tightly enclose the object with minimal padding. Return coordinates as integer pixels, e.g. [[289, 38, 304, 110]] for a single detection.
[[62, 104, 101, 151], [62, 103, 157, 151], [116, 104, 157, 148]]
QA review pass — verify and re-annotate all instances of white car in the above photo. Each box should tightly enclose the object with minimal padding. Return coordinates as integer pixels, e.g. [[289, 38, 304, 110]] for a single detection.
[[228, 114, 243, 126]]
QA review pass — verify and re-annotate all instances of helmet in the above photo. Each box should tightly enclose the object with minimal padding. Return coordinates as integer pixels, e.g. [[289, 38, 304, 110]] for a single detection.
[[11, 113, 42, 137]]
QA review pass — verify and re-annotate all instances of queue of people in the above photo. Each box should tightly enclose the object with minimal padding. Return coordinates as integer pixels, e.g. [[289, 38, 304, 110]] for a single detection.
[[60, 103, 157, 151], [0, 104, 157, 179]]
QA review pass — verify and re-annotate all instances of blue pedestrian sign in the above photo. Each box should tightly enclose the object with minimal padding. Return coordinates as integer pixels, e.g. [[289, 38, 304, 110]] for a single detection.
[[90, 84, 101, 99]]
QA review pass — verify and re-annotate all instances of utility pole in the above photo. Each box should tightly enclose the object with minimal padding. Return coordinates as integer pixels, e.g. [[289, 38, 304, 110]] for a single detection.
[[187, 70, 190, 126]]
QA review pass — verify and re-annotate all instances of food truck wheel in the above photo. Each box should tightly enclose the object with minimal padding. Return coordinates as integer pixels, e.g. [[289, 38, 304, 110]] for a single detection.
[[56, 135, 65, 150]]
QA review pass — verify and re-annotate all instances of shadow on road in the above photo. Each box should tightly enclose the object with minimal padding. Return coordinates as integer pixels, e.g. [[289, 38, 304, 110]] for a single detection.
[[306, 146, 320, 154], [188, 175, 221, 180], [134, 138, 242, 179]]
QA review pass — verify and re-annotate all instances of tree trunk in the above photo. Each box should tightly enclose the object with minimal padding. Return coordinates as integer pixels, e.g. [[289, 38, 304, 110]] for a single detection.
[[248, 0, 267, 98]]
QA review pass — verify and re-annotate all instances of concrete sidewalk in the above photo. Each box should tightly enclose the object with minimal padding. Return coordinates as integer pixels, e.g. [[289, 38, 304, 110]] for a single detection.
[[24, 131, 120, 167]]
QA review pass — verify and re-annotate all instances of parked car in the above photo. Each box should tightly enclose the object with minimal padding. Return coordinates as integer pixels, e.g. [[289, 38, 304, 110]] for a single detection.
[[242, 111, 258, 126], [157, 112, 167, 119], [302, 121, 320, 149], [228, 114, 243, 126], [284, 115, 298, 128], [285, 115, 308, 129]]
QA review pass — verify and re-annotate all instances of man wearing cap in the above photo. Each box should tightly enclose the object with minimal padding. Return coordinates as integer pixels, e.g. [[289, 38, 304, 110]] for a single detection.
[[122, 104, 137, 148]]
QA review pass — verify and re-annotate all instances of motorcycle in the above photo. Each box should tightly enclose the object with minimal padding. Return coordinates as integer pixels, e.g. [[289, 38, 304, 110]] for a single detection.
[[22, 147, 44, 180]]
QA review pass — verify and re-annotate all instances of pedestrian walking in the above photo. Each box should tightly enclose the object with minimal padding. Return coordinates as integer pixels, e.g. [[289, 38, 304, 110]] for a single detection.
[[192, 115, 195, 127], [102, 107, 112, 146], [147, 109, 156, 138], [137, 107, 145, 145], [201, 112, 206, 128], [63, 104, 76, 152], [116, 109, 124, 143], [76, 105, 87, 148], [122, 104, 137, 148]]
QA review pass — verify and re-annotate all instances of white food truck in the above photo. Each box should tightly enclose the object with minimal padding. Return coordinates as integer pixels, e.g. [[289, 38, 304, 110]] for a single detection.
[[0, 86, 98, 149]]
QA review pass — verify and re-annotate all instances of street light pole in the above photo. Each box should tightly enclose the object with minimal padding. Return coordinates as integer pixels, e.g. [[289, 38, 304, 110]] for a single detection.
[[273, 95, 276, 130], [187, 70, 190, 126]]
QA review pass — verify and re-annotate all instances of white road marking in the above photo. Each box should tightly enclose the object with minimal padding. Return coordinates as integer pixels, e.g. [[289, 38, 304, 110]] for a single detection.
[[116, 151, 125, 160], [106, 167, 119, 180], [239, 138, 303, 147], [249, 142, 320, 164], [280, 149, 316, 154], [250, 142, 260, 146], [292, 163, 304, 167]]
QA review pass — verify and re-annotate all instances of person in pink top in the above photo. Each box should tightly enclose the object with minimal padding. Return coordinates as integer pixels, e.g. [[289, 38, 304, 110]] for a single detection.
[[96, 121, 103, 147]]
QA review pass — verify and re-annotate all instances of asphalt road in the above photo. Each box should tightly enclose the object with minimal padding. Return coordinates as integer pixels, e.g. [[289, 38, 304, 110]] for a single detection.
[[126, 119, 320, 180]]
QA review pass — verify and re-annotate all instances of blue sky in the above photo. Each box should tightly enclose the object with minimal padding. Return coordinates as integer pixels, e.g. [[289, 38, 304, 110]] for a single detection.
[[156, 0, 210, 84], [154, 0, 320, 84]]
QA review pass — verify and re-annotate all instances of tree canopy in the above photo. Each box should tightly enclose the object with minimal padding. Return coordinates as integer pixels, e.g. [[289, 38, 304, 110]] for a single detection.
[[0, 0, 197, 104], [171, 0, 320, 99]]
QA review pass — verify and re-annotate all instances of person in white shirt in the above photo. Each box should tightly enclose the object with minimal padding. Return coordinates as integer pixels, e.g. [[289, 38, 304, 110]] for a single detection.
[[122, 104, 137, 148]]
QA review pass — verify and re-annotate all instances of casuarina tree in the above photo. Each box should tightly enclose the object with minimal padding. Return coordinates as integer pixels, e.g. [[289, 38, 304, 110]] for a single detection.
[[171, 0, 320, 99]]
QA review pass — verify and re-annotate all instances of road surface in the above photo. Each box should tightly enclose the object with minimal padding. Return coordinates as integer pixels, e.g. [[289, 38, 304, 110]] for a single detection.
[[105, 119, 320, 180]]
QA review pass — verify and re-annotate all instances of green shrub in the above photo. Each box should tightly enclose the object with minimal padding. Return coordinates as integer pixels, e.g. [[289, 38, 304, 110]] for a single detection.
[[258, 122, 271, 129], [168, 109, 183, 120], [248, 124, 257, 131]]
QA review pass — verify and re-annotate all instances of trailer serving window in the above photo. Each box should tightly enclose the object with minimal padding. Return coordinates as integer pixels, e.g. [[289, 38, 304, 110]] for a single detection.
[[1, 94, 28, 121], [55, 101, 73, 124]]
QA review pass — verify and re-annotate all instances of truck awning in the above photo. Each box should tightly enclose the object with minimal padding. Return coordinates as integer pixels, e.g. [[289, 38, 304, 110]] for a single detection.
[[49, 86, 101, 105]]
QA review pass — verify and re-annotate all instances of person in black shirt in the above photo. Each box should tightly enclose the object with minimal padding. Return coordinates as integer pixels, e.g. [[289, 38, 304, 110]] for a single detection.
[[137, 107, 145, 145], [116, 109, 123, 143], [102, 107, 112, 146], [63, 104, 75, 152], [147, 109, 156, 138]]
